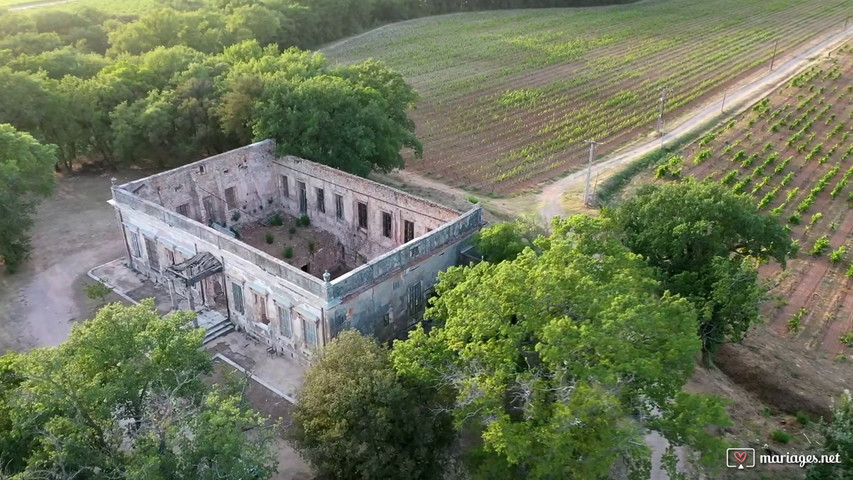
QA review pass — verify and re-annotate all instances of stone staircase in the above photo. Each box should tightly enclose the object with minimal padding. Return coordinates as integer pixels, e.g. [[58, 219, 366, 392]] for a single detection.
[[195, 309, 235, 345]]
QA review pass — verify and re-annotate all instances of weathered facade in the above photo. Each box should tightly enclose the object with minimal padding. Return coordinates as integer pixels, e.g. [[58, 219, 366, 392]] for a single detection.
[[109, 140, 482, 361]]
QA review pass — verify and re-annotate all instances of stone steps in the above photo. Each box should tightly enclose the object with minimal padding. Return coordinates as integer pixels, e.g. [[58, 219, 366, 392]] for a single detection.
[[203, 318, 234, 345]]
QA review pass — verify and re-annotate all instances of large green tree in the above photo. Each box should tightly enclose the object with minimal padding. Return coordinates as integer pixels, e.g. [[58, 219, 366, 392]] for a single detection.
[[0, 124, 56, 273], [251, 57, 421, 177], [471, 216, 544, 263], [289, 329, 454, 480], [0, 300, 278, 478], [392, 215, 730, 479], [605, 179, 793, 366]]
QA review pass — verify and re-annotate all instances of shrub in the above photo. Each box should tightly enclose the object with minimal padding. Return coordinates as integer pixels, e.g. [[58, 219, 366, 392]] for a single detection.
[[694, 148, 713, 165], [830, 221, 840, 231], [298, 215, 311, 227], [270, 213, 283, 226], [720, 170, 739, 186], [809, 212, 823, 225], [829, 246, 847, 264], [811, 235, 830, 256], [796, 411, 810, 425], [283, 246, 294, 259], [790, 239, 800, 257], [466, 195, 480, 204], [231, 210, 241, 222], [265, 232, 275, 244], [847, 263, 853, 279], [772, 430, 792, 444], [289, 226, 297, 234], [788, 214, 800, 225], [841, 332, 853, 348], [86, 281, 112, 304], [788, 307, 806, 333], [732, 178, 751, 194]]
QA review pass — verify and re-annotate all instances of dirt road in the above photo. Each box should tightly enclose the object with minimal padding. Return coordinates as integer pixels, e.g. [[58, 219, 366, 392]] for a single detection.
[[0, 172, 143, 353], [537, 27, 852, 223]]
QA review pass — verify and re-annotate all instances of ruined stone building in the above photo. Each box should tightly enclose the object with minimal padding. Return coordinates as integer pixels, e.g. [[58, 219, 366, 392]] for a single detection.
[[108, 140, 483, 361]]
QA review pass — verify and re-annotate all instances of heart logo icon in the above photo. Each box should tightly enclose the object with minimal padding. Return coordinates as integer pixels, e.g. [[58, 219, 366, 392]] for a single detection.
[[733, 451, 748, 464]]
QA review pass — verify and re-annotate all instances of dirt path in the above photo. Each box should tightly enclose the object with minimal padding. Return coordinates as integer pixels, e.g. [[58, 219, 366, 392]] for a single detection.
[[536, 27, 852, 223], [7, 0, 77, 10], [0, 172, 145, 353]]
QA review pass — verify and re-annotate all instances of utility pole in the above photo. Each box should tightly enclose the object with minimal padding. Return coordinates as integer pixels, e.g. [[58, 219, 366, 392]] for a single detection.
[[769, 39, 779, 71], [721, 90, 727, 113], [583, 140, 602, 206], [657, 87, 671, 137]]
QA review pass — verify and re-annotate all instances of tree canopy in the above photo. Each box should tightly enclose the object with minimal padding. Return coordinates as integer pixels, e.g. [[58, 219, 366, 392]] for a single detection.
[[0, 124, 56, 273], [252, 64, 421, 176], [0, 301, 278, 479], [392, 215, 730, 479], [605, 179, 793, 366], [0, 39, 421, 178], [288, 329, 454, 480], [471, 216, 543, 263]]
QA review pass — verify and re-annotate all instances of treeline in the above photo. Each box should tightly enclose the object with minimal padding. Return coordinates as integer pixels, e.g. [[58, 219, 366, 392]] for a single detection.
[[0, 41, 420, 173], [0, 0, 639, 59], [0, 0, 634, 172]]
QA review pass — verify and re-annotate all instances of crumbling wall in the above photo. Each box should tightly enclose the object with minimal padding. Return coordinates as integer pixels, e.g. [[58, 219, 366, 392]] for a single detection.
[[326, 207, 483, 341], [275, 154, 461, 260], [112, 188, 329, 362], [120, 142, 281, 228], [112, 140, 484, 362]]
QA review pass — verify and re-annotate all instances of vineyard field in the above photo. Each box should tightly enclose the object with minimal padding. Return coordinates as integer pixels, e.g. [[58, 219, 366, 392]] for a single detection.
[[654, 43, 853, 356], [325, 0, 851, 194]]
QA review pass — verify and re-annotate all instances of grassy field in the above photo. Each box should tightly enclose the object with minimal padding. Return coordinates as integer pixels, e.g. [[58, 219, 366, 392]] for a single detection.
[[635, 42, 853, 357], [324, 0, 851, 194]]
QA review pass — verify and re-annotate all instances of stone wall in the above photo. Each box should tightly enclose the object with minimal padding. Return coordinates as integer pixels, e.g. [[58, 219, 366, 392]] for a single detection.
[[273, 153, 460, 260], [121, 140, 463, 262], [111, 141, 483, 362]]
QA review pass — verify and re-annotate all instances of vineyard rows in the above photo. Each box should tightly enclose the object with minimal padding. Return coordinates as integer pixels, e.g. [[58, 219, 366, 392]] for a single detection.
[[672, 45, 853, 354], [326, 0, 851, 193]]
